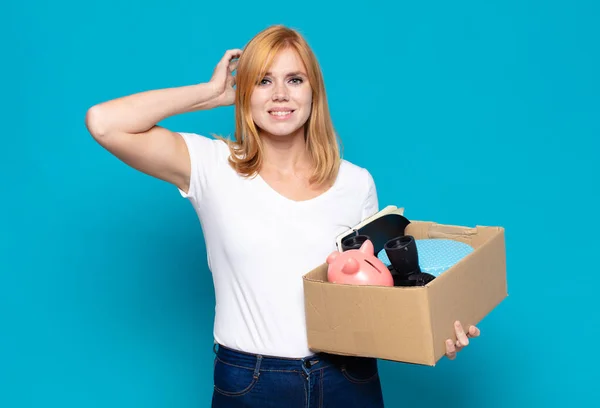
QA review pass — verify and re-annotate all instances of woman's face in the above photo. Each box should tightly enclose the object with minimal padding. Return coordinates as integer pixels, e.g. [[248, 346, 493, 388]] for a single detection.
[[250, 48, 313, 139]]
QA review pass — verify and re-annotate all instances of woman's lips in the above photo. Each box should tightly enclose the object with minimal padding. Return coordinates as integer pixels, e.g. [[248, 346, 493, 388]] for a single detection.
[[268, 109, 295, 120]]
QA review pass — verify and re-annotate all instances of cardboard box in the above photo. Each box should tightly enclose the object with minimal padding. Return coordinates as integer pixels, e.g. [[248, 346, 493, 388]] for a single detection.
[[302, 206, 508, 366]]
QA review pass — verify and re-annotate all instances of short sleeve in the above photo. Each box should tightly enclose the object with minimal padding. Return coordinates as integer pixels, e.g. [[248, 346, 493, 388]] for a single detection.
[[176, 132, 228, 203], [361, 169, 379, 221]]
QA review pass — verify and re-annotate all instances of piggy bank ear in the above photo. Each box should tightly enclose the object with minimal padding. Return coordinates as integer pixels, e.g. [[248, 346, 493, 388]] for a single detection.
[[359, 239, 375, 255], [326, 251, 340, 264], [342, 258, 360, 274]]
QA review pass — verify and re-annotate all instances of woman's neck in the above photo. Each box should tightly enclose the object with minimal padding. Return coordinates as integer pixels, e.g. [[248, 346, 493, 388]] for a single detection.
[[259, 127, 312, 175]]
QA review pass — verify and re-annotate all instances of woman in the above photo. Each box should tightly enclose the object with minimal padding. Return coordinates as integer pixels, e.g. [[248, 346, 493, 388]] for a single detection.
[[85, 24, 480, 407]]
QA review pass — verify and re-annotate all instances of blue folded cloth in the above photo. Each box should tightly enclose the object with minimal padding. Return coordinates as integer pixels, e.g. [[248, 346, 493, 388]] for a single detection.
[[377, 238, 474, 277]]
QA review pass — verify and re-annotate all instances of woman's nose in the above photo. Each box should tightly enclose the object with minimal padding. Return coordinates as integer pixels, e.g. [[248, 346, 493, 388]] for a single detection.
[[271, 82, 289, 101]]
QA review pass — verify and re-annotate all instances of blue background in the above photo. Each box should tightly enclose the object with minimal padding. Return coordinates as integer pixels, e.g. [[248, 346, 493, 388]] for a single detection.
[[2, 0, 599, 406]]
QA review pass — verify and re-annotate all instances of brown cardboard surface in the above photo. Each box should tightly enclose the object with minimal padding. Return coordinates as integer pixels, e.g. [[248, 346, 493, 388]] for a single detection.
[[425, 226, 507, 362], [303, 216, 508, 366], [304, 266, 435, 364]]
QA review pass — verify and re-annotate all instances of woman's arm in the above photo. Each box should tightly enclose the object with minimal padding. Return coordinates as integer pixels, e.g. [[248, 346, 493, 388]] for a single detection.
[[84, 49, 242, 193]]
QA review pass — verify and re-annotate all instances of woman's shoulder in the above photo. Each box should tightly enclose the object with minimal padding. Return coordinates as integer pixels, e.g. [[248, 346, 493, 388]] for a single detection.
[[177, 132, 232, 159], [338, 159, 376, 185], [177, 131, 230, 148]]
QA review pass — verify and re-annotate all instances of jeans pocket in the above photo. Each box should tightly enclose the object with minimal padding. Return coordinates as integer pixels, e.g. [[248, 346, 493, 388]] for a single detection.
[[340, 358, 380, 384], [213, 357, 259, 397]]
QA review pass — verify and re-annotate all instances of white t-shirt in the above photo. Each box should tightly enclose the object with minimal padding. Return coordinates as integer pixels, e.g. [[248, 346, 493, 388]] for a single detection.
[[177, 132, 379, 358]]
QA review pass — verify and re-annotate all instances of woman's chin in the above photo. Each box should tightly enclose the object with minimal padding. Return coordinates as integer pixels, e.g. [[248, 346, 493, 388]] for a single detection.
[[258, 125, 305, 139]]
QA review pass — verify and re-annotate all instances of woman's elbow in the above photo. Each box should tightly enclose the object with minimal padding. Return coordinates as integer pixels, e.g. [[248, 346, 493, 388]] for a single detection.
[[85, 104, 109, 140]]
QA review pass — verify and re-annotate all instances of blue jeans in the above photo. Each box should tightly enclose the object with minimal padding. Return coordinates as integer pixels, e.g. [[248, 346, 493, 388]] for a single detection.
[[211, 344, 385, 407]]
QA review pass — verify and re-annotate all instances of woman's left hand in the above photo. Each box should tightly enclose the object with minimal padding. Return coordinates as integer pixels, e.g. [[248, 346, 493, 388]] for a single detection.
[[445, 320, 480, 360]]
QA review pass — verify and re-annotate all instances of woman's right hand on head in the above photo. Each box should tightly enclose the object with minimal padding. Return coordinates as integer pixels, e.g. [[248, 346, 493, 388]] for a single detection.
[[209, 49, 243, 107]]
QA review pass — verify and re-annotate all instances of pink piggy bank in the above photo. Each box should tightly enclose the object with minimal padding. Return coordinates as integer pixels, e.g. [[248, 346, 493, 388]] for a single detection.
[[326, 239, 394, 286]]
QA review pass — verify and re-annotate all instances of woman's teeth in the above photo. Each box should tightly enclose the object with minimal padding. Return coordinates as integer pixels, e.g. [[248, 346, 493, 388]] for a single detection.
[[270, 111, 292, 116]]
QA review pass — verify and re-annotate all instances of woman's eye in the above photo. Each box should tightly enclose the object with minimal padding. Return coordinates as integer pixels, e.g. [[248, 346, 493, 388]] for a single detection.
[[258, 77, 302, 86]]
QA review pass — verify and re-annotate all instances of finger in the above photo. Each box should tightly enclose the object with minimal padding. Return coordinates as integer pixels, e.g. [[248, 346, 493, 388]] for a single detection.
[[228, 48, 244, 56], [217, 49, 242, 71], [454, 321, 469, 347], [213, 50, 242, 83], [229, 59, 239, 73], [467, 325, 481, 338], [228, 75, 236, 88], [445, 339, 457, 360], [224, 48, 243, 63]]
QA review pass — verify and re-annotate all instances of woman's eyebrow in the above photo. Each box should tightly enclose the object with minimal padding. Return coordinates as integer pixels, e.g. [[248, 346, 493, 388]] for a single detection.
[[264, 71, 307, 77]]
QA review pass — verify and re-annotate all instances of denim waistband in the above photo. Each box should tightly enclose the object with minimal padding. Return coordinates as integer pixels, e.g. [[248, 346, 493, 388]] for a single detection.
[[213, 343, 362, 373]]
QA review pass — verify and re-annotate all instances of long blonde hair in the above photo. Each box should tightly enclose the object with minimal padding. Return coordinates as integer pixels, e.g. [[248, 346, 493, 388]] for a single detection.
[[218, 25, 341, 187]]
